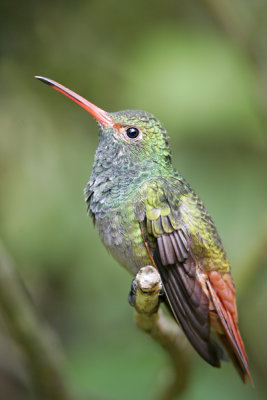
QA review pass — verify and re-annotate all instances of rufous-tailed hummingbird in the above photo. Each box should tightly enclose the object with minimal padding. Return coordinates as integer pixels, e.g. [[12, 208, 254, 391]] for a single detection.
[[35, 76, 252, 383]]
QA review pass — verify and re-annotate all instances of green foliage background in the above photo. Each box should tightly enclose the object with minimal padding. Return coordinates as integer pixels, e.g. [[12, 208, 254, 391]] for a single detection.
[[0, 0, 266, 399]]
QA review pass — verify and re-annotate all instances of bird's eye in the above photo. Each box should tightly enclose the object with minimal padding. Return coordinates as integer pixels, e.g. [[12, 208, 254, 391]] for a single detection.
[[126, 127, 140, 139]]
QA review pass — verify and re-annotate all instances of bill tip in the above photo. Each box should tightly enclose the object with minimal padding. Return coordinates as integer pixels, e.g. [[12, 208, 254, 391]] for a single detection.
[[34, 76, 53, 86]]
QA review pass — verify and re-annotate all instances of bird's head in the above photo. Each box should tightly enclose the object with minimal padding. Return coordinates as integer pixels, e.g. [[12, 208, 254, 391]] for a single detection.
[[35, 77, 172, 169]]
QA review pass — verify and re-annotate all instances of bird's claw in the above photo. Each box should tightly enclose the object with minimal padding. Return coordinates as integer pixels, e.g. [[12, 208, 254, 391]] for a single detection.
[[158, 289, 166, 302], [128, 278, 136, 306]]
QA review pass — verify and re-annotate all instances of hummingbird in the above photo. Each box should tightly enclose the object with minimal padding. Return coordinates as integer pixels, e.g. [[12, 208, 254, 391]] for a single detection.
[[35, 76, 252, 383]]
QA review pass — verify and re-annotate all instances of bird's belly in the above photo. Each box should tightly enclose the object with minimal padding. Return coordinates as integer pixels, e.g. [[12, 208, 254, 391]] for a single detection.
[[94, 210, 151, 275]]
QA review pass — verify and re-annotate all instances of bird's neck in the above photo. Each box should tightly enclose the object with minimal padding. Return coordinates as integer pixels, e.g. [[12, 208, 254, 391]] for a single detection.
[[85, 143, 174, 213]]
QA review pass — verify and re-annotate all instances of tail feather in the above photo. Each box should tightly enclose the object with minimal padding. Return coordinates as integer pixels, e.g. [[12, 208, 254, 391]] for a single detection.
[[207, 278, 253, 384], [219, 334, 248, 383]]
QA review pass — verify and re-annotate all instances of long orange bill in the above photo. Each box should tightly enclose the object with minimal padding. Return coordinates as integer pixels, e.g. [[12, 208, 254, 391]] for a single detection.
[[35, 76, 114, 127]]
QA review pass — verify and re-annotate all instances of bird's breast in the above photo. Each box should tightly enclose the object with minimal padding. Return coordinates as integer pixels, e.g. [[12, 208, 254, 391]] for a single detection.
[[94, 205, 151, 275]]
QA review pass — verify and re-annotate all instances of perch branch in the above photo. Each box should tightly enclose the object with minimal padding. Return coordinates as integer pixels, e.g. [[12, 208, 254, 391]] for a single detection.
[[0, 240, 74, 400], [131, 265, 190, 400]]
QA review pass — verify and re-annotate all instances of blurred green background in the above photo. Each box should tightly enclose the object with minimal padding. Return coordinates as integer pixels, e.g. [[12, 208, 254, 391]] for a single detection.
[[0, 0, 266, 399]]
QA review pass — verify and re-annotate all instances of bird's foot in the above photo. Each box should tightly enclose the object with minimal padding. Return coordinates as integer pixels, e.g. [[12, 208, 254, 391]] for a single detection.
[[158, 289, 166, 302], [128, 278, 136, 307]]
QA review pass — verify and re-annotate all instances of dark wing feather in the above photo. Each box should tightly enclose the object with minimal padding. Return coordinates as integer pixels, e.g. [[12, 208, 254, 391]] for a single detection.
[[153, 231, 221, 366], [141, 181, 223, 366], [141, 180, 252, 380]]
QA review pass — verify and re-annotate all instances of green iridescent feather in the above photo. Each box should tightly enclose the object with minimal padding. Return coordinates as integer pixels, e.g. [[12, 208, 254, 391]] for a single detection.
[[85, 109, 229, 276]]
